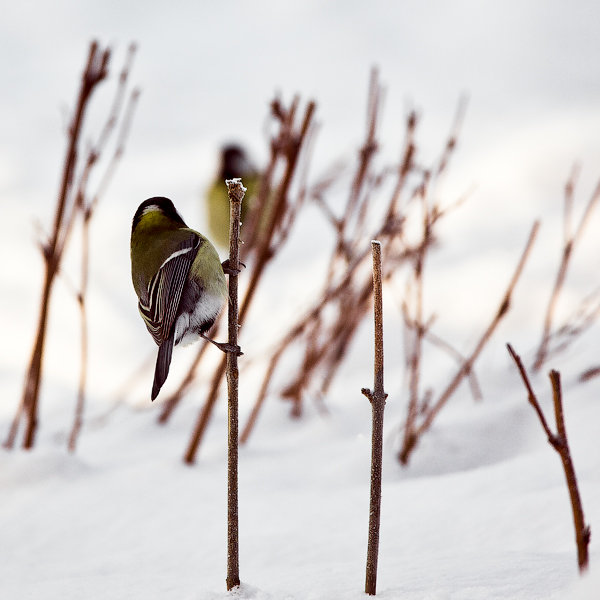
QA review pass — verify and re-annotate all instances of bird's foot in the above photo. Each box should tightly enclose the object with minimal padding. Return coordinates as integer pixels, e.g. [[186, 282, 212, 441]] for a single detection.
[[221, 259, 246, 276], [201, 333, 243, 356]]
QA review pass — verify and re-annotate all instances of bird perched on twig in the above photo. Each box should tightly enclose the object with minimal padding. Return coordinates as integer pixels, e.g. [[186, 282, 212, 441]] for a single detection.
[[130, 197, 231, 400]]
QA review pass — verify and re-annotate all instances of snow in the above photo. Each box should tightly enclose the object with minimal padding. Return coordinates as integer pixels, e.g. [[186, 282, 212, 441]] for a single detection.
[[1, 2, 600, 599], [1, 378, 598, 599]]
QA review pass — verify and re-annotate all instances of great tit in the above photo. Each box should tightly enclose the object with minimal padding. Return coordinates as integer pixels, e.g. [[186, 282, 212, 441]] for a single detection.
[[206, 144, 260, 248], [131, 197, 227, 400]]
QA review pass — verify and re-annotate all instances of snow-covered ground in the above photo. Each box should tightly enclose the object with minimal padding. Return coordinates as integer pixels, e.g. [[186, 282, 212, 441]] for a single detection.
[[1, 356, 599, 599], [1, 2, 600, 598]]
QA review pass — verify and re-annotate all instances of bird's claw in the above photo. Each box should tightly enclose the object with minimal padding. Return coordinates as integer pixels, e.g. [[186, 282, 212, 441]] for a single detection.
[[221, 259, 246, 276], [221, 343, 243, 356], [201, 333, 243, 356]]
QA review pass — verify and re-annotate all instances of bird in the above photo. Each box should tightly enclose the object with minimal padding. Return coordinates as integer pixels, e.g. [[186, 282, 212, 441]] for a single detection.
[[130, 197, 229, 400], [205, 144, 260, 248]]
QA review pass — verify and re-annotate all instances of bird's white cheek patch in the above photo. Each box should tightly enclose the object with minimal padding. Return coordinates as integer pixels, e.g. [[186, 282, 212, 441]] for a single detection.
[[141, 205, 161, 217]]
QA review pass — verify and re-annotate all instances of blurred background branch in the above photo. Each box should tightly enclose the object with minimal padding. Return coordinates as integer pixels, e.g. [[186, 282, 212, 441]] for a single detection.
[[4, 41, 139, 451]]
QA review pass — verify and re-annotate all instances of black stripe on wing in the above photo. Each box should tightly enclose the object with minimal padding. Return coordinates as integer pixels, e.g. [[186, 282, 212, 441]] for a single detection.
[[139, 234, 200, 345]]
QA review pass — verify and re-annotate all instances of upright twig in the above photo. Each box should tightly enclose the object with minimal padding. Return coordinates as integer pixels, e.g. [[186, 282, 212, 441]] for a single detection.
[[361, 241, 388, 596], [224, 178, 244, 591], [5, 41, 110, 450], [533, 169, 600, 371], [507, 345, 591, 572]]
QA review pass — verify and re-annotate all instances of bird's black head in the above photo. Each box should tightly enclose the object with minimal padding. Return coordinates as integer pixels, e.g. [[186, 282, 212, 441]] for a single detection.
[[219, 144, 254, 179], [132, 197, 187, 232]]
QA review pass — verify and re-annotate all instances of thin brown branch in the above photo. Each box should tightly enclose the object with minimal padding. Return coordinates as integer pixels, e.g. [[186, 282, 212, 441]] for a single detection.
[[240, 104, 431, 443], [7, 41, 111, 450], [401, 189, 431, 457], [579, 365, 600, 382], [544, 289, 600, 361], [363, 240, 387, 596], [506, 344, 555, 442], [533, 171, 600, 371], [399, 220, 540, 464], [386, 111, 417, 223], [241, 82, 466, 450], [427, 329, 484, 402], [507, 346, 591, 572], [434, 95, 468, 177], [90, 86, 141, 212], [224, 179, 245, 591], [549, 371, 591, 572], [183, 356, 227, 463], [239, 343, 287, 444], [67, 47, 138, 453], [350, 68, 381, 220]]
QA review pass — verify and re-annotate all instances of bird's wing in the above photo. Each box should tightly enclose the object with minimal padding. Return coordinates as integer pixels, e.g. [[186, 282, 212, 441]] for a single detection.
[[138, 233, 200, 346]]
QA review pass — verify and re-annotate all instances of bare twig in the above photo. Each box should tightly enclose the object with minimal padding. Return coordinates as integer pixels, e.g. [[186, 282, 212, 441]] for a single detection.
[[401, 188, 431, 458], [362, 240, 388, 596], [533, 169, 600, 371], [579, 365, 600, 382], [243, 73, 389, 432], [507, 345, 591, 572], [6, 41, 111, 450], [399, 221, 540, 464], [240, 93, 466, 444], [506, 344, 555, 440], [422, 327, 483, 402], [349, 68, 381, 228], [68, 49, 139, 453], [239, 342, 286, 444], [224, 179, 245, 591], [549, 371, 591, 572]]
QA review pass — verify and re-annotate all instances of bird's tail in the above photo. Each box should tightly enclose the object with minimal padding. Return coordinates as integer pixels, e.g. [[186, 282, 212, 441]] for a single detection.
[[152, 332, 174, 401]]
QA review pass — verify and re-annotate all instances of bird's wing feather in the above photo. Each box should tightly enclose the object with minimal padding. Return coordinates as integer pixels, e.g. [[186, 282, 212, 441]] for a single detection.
[[138, 233, 200, 345]]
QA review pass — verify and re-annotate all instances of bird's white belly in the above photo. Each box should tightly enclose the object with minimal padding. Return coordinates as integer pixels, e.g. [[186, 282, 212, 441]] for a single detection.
[[174, 291, 224, 346]]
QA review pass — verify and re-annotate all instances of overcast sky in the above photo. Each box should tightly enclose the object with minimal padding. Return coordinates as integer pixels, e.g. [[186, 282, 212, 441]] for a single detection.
[[2, 1, 599, 205]]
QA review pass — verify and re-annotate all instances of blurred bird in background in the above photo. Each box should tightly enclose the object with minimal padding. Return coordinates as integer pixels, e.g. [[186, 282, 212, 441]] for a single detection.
[[205, 143, 261, 249]]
